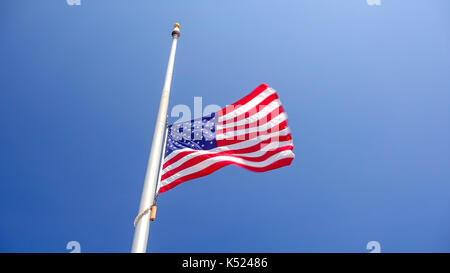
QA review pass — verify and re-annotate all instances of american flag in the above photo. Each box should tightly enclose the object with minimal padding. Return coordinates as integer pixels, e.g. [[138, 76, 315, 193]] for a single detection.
[[157, 83, 295, 193]]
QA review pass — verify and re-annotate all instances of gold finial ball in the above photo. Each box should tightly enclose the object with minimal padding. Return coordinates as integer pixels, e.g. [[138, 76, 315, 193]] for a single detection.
[[172, 22, 181, 37]]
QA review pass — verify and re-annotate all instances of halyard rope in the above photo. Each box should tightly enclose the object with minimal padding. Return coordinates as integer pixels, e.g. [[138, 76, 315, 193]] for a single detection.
[[134, 207, 152, 227]]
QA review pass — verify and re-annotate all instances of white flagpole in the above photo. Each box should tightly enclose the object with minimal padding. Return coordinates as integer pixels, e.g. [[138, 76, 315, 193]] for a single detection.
[[155, 124, 169, 195], [131, 23, 180, 253]]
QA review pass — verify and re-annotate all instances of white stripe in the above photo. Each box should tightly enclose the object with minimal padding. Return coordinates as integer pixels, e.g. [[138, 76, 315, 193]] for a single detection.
[[161, 140, 294, 176], [216, 112, 287, 140], [217, 99, 282, 129], [163, 127, 292, 163], [160, 150, 295, 187], [218, 87, 276, 122]]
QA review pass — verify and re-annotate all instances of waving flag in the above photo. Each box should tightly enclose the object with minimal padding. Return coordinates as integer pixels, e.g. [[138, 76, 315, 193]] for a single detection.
[[157, 83, 295, 193]]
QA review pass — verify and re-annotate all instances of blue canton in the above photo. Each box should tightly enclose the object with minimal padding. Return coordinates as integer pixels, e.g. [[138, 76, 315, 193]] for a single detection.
[[165, 113, 218, 157]]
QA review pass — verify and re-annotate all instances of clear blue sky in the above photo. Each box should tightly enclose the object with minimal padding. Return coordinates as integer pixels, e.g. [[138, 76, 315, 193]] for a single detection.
[[1, 0, 449, 253]]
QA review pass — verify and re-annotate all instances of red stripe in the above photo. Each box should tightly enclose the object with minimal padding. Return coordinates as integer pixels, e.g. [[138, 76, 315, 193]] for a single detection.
[[163, 150, 197, 169], [217, 106, 284, 135], [163, 134, 293, 169], [218, 93, 280, 125], [217, 83, 269, 118], [158, 157, 294, 194], [161, 145, 294, 181], [217, 121, 289, 146]]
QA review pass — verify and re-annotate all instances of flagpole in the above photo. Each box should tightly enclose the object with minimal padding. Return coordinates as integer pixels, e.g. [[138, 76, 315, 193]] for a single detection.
[[155, 123, 169, 195], [131, 23, 180, 253]]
